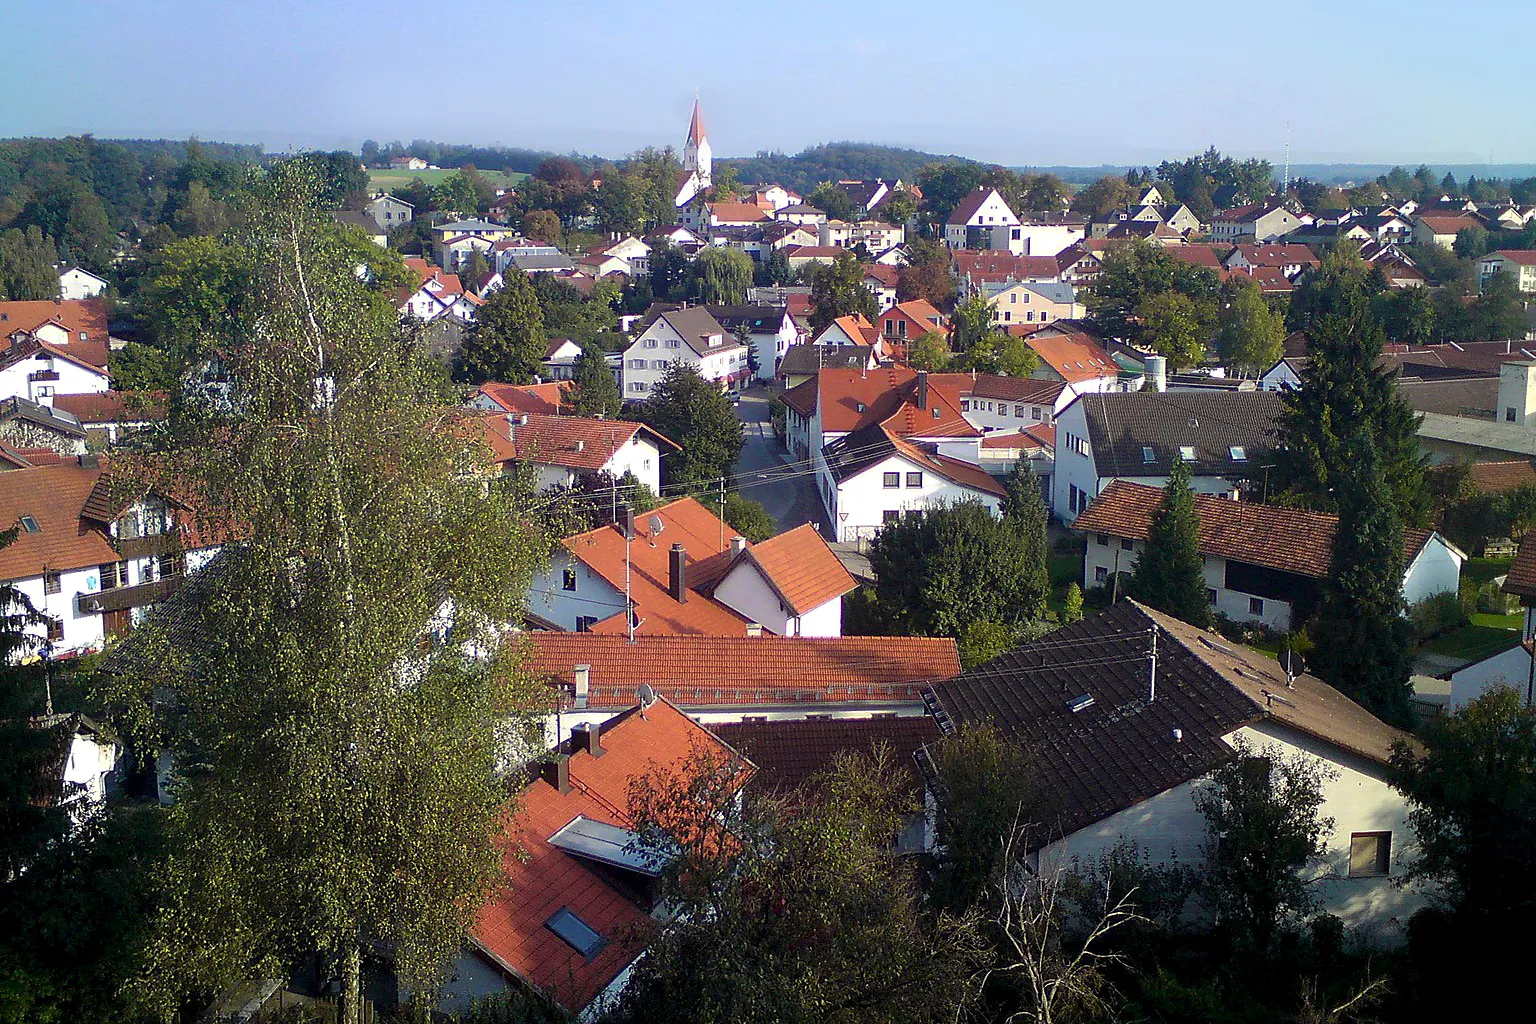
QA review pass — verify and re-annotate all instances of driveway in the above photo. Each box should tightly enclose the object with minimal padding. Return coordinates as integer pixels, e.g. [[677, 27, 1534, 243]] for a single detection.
[[732, 386, 828, 535]]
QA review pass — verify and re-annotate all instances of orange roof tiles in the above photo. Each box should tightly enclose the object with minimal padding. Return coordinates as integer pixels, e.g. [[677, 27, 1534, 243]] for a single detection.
[[472, 381, 574, 415], [812, 366, 978, 438], [524, 634, 961, 708], [1506, 534, 1536, 598], [709, 202, 771, 223], [476, 412, 677, 472], [736, 523, 856, 616], [953, 250, 1062, 284], [1073, 480, 1437, 580], [0, 463, 119, 581], [0, 299, 110, 370], [1023, 331, 1119, 383], [885, 433, 1007, 497], [51, 390, 167, 424]]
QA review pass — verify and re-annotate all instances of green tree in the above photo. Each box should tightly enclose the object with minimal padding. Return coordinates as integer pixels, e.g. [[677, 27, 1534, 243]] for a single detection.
[[807, 181, 854, 221], [996, 334, 1040, 378], [1089, 238, 1220, 344], [907, 330, 952, 371], [520, 209, 563, 246], [562, 343, 621, 417], [1129, 458, 1211, 627], [1137, 291, 1206, 370], [458, 270, 546, 383], [1071, 175, 1131, 218], [1062, 582, 1084, 623], [1471, 269, 1529, 341], [613, 746, 987, 1023], [756, 248, 793, 287], [110, 341, 176, 392], [0, 226, 61, 300], [1274, 262, 1427, 524], [950, 292, 998, 354], [895, 237, 956, 308], [807, 250, 878, 332], [104, 164, 548, 1021], [1311, 433, 1417, 726], [1195, 745, 1333, 955], [135, 235, 251, 369], [881, 187, 917, 225], [1453, 225, 1490, 260], [1375, 282, 1438, 344], [867, 499, 1049, 639], [636, 363, 745, 488], [720, 492, 775, 542], [1390, 688, 1536, 929], [929, 723, 1035, 912], [459, 248, 492, 294], [646, 239, 692, 301], [1216, 278, 1286, 377], [709, 163, 741, 201], [691, 246, 752, 305]]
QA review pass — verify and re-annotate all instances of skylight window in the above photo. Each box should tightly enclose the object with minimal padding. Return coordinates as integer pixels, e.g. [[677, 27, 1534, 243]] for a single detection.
[[545, 907, 606, 957], [19, 516, 39, 533], [1141, 446, 1155, 463], [1179, 446, 1197, 461], [1229, 446, 1247, 461]]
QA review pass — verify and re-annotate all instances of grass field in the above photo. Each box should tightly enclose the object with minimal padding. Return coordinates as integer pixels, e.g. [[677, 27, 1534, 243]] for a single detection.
[[367, 168, 527, 191], [1421, 621, 1522, 660]]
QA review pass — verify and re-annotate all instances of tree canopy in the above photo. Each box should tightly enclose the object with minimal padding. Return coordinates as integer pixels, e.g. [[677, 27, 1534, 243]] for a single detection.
[[1128, 459, 1211, 627], [634, 363, 745, 489]]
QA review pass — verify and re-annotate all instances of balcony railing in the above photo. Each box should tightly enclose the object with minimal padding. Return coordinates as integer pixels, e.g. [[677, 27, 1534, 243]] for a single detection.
[[77, 577, 181, 615]]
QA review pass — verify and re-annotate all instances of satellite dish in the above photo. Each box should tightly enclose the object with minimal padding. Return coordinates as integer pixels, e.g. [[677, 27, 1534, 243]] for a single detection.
[[647, 515, 665, 538], [1280, 647, 1305, 683], [637, 683, 657, 709]]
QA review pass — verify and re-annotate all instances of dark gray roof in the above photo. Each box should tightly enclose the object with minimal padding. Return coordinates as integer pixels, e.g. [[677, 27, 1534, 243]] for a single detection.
[[1074, 389, 1283, 477], [509, 254, 577, 272], [654, 306, 739, 357], [777, 344, 868, 377], [822, 422, 897, 484], [0, 396, 86, 437], [1396, 376, 1499, 419], [706, 305, 788, 333], [331, 211, 384, 234]]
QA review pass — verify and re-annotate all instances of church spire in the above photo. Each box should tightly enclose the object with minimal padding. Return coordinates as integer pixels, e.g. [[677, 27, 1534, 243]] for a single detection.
[[687, 95, 706, 147], [682, 95, 711, 187]]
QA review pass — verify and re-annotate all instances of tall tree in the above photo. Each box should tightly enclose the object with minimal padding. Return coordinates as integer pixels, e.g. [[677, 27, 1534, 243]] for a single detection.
[[1088, 238, 1220, 344], [896, 237, 956, 308], [907, 330, 952, 371], [104, 164, 548, 1020], [562, 343, 621, 418], [949, 293, 998, 354], [1071, 175, 1131, 218], [1216, 277, 1286, 376], [929, 723, 1035, 913], [1273, 250, 1427, 524], [0, 226, 62, 300], [691, 246, 752, 305], [1129, 458, 1211, 626], [1310, 433, 1417, 727], [458, 270, 546, 383], [636, 363, 745, 489], [1137, 290, 1206, 370], [807, 249, 878, 332]]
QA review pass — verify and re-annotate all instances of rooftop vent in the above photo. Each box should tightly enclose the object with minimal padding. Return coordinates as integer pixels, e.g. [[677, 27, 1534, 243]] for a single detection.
[[1067, 693, 1095, 714]]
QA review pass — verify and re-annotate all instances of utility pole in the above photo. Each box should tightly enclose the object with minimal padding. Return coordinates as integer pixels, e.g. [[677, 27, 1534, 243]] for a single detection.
[[1148, 627, 1158, 703]]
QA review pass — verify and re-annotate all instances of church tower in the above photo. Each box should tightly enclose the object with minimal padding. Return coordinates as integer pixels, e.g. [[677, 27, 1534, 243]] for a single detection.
[[682, 97, 712, 187]]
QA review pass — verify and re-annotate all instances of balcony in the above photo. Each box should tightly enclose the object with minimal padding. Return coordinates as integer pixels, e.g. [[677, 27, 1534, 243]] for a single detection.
[[77, 577, 181, 615]]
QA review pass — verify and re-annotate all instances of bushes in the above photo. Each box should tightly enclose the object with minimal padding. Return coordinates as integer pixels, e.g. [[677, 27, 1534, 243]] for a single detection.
[[1409, 591, 1471, 641]]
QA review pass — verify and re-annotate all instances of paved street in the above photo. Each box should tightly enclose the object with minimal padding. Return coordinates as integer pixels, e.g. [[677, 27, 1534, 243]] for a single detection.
[[732, 386, 828, 535]]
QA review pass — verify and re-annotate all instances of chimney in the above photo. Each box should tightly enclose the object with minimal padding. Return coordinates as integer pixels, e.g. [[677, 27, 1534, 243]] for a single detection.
[[746, 623, 763, 637], [669, 543, 688, 603], [1144, 354, 1167, 393], [573, 664, 590, 709], [730, 535, 747, 556], [78, 453, 99, 469], [623, 506, 635, 540], [572, 721, 604, 757], [539, 758, 571, 794], [916, 369, 929, 410], [574, 439, 585, 453], [505, 413, 517, 442]]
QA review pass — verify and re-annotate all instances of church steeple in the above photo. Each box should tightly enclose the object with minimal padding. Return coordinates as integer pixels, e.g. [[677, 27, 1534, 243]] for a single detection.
[[682, 96, 711, 187]]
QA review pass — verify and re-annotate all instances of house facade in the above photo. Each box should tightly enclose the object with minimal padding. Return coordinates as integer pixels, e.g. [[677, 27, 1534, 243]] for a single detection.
[[1478, 250, 1536, 294], [364, 193, 413, 230], [475, 411, 677, 495], [57, 267, 108, 301], [944, 188, 1021, 249], [1210, 204, 1300, 244], [984, 281, 1083, 326], [619, 305, 748, 398]]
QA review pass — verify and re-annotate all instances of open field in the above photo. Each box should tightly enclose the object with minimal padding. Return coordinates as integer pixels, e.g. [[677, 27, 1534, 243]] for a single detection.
[[367, 168, 527, 190]]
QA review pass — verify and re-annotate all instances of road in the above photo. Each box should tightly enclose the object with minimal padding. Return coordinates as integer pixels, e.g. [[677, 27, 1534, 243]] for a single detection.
[[732, 386, 827, 535]]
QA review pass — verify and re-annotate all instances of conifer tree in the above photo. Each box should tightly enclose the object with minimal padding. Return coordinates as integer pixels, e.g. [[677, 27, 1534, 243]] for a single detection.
[[458, 269, 546, 383], [1275, 247, 1427, 524], [1130, 458, 1211, 627], [563, 342, 622, 417], [1311, 433, 1417, 727]]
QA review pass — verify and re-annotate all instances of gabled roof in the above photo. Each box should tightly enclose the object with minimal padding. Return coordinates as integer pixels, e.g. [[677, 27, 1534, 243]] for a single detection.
[[811, 366, 979, 438], [471, 381, 573, 415], [476, 412, 678, 472], [1023, 331, 1119, 384], [1072, 390, 1283, 477], [926, 600, 1412, 846], [1073, 480, 1439, 579], [776, 344, 872, 379], [823, 421, 1005, 497], [0, 299, 110, 370], [524, 634, 961, 708], [708, 202, 771, 223], [1488, 250, 1536, 267], [475, 697, 742, 1013], [50, 390, 166, 425], [0, 395, 86, 439], [731, 523, 856, 616], [1414, 213, 1480, 235], [1232, 243, 1318, 267], [0, 462, 120, 581], [1169, 244, 1228, 270], [946, 187, 1013, 226], [1467, 459, 1536, 494], [817, 313, 880, 347], [714, 715, 940, 795], [939, 373, 1066, 405], [705, 304, 789, 333], [634, 305, 739, 358], [882, 298, 945, 330], [953, 250, 1061, 285], [862, 263, 900, 288]]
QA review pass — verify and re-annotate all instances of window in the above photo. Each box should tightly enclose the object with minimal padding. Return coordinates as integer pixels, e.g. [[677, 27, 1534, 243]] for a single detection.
[[1508, 407, 1518, 423], [1094, 566, 1108, 583], [1348, 832, 1392, 877], [19, 515, 39, 533], [562, 567, 578, 592], [156, 553, 185, 580], [960, 400, 971, 411], [932, 406, 942, 419], [100, 561, 127, 589], [545, 907, 606, 957], [1032, 406, 1043, 420], [906, 471, 923, 488], [1206, 588, 1218, 605], [883, 510, 900, 524], [46, 617, 63, 643], [1142, 446, 1155, 463], [1121, 538, 1134, 551], [665, 338, 680, 348], [644, 338, 658, 348], [652, 359, 668, 369], [882, 472, 900, 488], [1094, 532, 1111, 546], [1229, 446, 1247, 461], [1179, 446, 1196, 461], [1248, 597, 1265, 616], [1041, 313, 1049, 322], [575, 615, 599, 632], [43, 570, 61, 594]]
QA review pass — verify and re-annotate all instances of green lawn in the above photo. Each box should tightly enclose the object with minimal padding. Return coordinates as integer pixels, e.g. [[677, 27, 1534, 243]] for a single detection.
[[367, 168, 527, 191], [1421, 622, 1522, 660]]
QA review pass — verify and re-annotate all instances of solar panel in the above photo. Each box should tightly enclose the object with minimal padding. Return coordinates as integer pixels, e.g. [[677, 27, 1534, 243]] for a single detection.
[[549, 815, 666, 875], [544, 907, 606, 958]]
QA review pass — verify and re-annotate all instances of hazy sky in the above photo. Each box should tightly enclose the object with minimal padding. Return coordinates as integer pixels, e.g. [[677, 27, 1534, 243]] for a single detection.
[[5, 0, 1530, 166]]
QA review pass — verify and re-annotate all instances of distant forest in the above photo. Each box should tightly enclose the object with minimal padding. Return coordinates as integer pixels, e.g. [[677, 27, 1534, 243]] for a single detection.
[[720, 143, 977, 192]]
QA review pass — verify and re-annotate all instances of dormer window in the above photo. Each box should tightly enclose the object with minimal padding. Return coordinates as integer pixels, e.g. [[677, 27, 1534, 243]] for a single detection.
[[19, 515, 39, 533]]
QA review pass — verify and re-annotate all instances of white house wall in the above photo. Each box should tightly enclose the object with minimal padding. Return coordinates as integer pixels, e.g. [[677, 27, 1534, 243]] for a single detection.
[[1448, 645, 1534, 710], [1401, 538, 1463, 608], [1081, 536, 1295, 628], [827, 451, 1003, 543], [0, 354, 108, 403], [712, 561, 844, 638], [526, 550, 628, 631]]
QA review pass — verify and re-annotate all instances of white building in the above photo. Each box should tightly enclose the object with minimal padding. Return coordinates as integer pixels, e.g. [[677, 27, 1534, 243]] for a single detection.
[[929, 600, 1432, 946], [944, 188, 1020, 249], [673, 98, 713, 208], [364, 193, 414, 231], [0, 298, 113, 403], [1051, 390, 1284, 522], [1075, 480, 1464, 629], [706, 304, 798, 382], [57, 267, 108, 301], [619, 305, 748, 398], [1447, 642, 1535, 711], [30, 713, 121, 820]]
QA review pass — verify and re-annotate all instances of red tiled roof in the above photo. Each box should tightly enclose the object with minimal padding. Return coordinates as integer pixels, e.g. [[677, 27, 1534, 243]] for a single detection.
[[0, 463, 119, 581], [813, 366, 979, 438], [50, 390, 167, 424], [1467, 460, 1536, 493], [885, 432, 1007, 497], [735, 523, 856, 616], [0, 299, 110, 369], [980, 423, 1055, 451], [562, 498, 754, 637], [713, 715, 940, 795], [1489, 250, 1536, 267], [1073, 480, 1438, 579], [946, 187, 1009, 225], [821, 314, 879, 347], [1170, 244, 1227, 269], [472, 381, 574, 415], [1506, 533, 1536, 598], [1415, 214, 1480, 235], [862, 264, 900, 288], [476, 412, 677, 472], [525, 633, 961, 708], [709, 202, 771, 223], [1023, 331, 1119, 383], [953, 250, 1060, 285], [1234, 244, 1318, 268], [1242, 266, 1295, 293], [475, 697, 741, 1012]]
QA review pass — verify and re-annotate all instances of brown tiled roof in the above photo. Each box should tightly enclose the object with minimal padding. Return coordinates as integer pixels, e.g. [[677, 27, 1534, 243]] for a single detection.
[[1073, 480, 1438, 579], [1170, 244, 1227, 269], [1489, 250, 1536, 267], [0, 463, 118, 581], [710, 202, 771, 223], [713, 715, 940, 795], [927, 600, 1411, 845], [472, 381, 573, 415], [0, 298, 110, 369], [1467, 460, 1536, 493], [980, 423, 1055, 451], [524, 634, 961, 708], [953, 250, 1061, 285], [475, 411, 677, 472], [1415, 214, 1480, 235], [1505, 533, 1536, 598], [862, 264, 900, 288], [822, 422, 1005, 497], [1233, 244, 1318, 268], [936, 372, 1066, 405], [1023, 331, 1119, 384], [735, 523, 856, 615], [946, 187, 1010, 225], [51, 390, 167, 424]]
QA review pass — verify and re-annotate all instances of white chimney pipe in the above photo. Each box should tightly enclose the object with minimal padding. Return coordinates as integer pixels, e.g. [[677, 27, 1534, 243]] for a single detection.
[[574, 664, 590, 709], [730, 535, 747, 556]]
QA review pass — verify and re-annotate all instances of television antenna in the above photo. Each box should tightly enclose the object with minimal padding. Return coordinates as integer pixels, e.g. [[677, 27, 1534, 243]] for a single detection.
[[647, 515, 665, 543], [637, 683, 658, 718], [1280, 647, 1304, 689]]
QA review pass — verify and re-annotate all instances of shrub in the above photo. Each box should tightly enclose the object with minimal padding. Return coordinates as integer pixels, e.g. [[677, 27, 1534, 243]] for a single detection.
[[1409, 591, 1470, 641], [1476, 580, 1519, 615]]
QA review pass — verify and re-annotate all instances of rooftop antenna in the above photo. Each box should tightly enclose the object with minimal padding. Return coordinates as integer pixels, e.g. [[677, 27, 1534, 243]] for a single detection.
[[1280, 647, 1304, 690], [637, 682, 658, 719], [1148, 627, 1158, 703]]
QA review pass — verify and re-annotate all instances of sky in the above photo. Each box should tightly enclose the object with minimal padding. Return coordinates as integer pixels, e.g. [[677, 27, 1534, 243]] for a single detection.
[[4, 0, 1531, 167]]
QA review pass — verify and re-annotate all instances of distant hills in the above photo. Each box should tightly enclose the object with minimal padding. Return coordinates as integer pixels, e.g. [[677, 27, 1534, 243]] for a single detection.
[[721, 143, 977, 193]]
